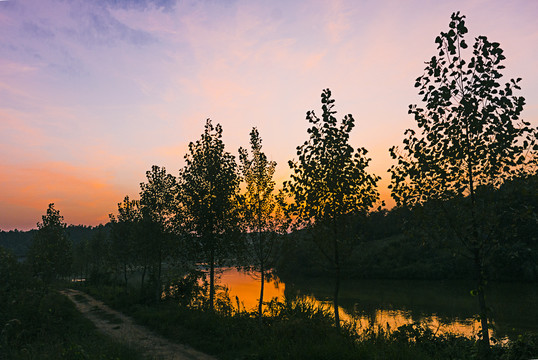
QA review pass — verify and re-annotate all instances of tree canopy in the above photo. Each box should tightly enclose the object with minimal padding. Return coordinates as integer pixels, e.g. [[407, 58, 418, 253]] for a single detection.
[[27, 203, 72, 283]]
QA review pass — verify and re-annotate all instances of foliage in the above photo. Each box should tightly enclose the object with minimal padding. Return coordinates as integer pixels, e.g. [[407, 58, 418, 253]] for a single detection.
[[390, 11, 536, 207], [286, 89, 381, 228], [27, 203, 72, 283], [178, 119, 241, 310], [389, 12, 538, 352], [0, 246, 25, 294], [284, 88, 380, 330], [140, 165, 178, 232], [161, 269, 208, 308]]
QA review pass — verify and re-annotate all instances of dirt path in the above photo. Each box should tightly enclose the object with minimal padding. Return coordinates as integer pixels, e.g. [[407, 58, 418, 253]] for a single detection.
[[61, 289, 217, 360]]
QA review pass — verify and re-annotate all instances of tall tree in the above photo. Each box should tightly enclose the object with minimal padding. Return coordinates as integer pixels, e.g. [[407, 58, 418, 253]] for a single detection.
[[238, 127, 287, 322], [86, 226, 110, 284], [109, 196, 142, 285], [285, 89, 381, 331], [178, 119, 240, 311], [27, 203, 72, 283], [140, 165, 178, 302], [389, 12, 537, 354]]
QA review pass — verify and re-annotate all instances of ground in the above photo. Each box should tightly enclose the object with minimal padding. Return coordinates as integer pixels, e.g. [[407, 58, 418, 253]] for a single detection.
[[61, 289, 216, 360]]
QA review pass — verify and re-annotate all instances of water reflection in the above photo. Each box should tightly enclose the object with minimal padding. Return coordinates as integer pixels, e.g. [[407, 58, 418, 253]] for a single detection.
[[216, 268, 284, 310], [215, 268, 537, 339]]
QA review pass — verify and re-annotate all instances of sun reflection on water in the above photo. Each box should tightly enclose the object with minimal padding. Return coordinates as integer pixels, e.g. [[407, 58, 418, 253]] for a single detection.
[[217, 268, 495, 339]]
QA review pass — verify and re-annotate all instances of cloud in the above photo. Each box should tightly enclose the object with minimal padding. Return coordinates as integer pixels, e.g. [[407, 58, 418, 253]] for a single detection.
[[100, 0, 176, 12], [59, 3, 156, 47], [21, 21, 55, 39]]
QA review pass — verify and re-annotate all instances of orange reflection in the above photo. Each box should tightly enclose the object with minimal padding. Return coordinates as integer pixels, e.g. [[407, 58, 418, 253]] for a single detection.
[[310, 298, 493, 339], [218, 268, 496, 340], [216, 268, 285, 311]]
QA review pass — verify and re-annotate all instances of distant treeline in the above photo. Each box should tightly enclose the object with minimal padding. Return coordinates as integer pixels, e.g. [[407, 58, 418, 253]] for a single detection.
[[278, 175, 538, 282], [2, 175, 536, 282], [0, 225, 108, 259]]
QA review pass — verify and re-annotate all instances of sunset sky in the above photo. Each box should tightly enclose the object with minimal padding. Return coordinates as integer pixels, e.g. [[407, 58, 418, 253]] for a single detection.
[[1, 0, 537, 230]]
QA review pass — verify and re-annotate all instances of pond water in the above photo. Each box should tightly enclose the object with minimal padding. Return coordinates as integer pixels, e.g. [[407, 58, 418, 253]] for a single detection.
[[214, 268, 538, 340]]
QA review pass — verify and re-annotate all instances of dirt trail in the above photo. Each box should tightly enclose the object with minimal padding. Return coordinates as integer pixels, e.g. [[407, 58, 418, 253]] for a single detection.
[[61, 289, 217, 360]]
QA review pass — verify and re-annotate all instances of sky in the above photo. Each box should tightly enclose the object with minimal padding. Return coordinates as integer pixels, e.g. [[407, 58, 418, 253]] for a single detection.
[[1, 0, 537, 230]]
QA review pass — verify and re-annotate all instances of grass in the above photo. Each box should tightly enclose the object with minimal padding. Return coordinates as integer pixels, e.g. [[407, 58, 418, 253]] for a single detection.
[[1, 289, 144, 360]]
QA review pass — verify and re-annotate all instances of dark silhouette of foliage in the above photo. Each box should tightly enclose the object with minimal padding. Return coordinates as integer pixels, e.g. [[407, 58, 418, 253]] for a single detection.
[[285, 89, 381, 331], [27, 203, 72, 283], [86, 226, 111, 284], [0, 246, 25, 295], [238, 127, 288, 321], [109, 195, 142, 285], [389, 12, 538, 354], [178, 119, 241, 311]]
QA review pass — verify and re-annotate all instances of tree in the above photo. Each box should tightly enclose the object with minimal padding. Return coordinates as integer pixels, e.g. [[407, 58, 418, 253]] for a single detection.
[[238, 127, 287, 322], [178, 119, 241, 311], [140, 165, 178, 302], [284, 89, 381, 331], [86, 226, 111, 284], [389, 12, 537, 353], [109, 196, 142, 285], [27, 203, 72, 283]]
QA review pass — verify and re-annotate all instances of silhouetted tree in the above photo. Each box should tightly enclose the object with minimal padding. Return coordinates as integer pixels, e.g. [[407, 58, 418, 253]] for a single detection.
[[140, 165, 178, 302], [389, 12, 538, 354], [109, 195, 142, 285], [71, 237, 89, 281], [178, 119, 241, 311], [285, 89, 381, 331], [238, 127, 287, 322], [27, 203, 72, 283]]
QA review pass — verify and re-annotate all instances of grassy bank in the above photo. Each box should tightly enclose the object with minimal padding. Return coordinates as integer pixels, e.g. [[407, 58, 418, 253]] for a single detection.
[[0, 247, 145, 360], [0, 288, 146, 360]]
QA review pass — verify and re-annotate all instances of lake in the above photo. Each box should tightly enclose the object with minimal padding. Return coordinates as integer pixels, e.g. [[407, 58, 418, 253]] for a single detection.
[[214, 268, 538, 340]]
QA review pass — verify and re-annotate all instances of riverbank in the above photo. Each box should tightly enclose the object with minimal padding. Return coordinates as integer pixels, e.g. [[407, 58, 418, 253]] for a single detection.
[[74, 281, 538, 360]]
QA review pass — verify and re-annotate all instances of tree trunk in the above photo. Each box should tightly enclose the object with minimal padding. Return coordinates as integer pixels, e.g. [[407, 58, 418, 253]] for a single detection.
[[334, 263, 341, 331], [156, 242, 162, 303], [474, 249, 490, 357], [140, 262, 147, 297], [332, 217, 341, 332], [259, 265, 265, 324], [209, 247, 215, 311]]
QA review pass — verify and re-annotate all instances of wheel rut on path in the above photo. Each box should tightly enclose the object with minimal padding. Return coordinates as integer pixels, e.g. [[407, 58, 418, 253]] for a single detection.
[[61, 289, 217, 360]]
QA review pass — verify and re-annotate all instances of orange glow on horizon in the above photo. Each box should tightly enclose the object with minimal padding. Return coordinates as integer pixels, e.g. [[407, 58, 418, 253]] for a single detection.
[[0, 161, 128, 230]]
